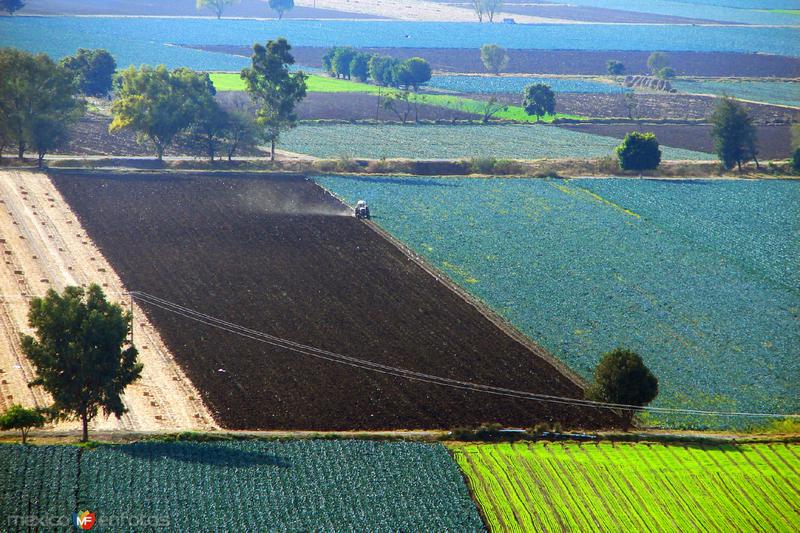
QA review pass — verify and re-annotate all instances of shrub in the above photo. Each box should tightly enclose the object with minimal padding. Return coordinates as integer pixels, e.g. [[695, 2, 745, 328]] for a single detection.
[[792, 147, 800, 172], [615, 132, 662, 172], [470, 157, 498, 174]]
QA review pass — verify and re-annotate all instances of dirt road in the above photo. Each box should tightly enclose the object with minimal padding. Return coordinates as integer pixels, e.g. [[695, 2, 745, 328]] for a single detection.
[[0, 170, 216, 432]]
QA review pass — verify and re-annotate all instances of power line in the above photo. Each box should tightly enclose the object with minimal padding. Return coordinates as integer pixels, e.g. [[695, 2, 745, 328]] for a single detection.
[[130, 290, 799, 421]]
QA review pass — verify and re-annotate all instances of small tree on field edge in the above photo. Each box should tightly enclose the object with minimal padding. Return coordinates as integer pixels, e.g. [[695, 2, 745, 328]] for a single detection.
[[606, 60, 625, 76], [23, 284, 142, 442], [523, 83, 556, 121], [647, 52, 669, 75], [710, 97, 759, 171], [268, 0, 294, 19], [1, 0, 25, 15], [481, 44, 509, 75], [615, 131, 661, 172], [0, 405, 46, 444], [587, 348, 658, 430]]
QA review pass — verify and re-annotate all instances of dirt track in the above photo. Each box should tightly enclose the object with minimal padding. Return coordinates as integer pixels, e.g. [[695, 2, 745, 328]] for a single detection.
[[0, 170, 216, 432], [52, 172, 621, 431]]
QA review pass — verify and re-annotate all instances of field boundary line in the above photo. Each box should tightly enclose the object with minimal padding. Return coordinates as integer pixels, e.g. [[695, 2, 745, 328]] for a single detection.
[[349, 204, 589, 390]]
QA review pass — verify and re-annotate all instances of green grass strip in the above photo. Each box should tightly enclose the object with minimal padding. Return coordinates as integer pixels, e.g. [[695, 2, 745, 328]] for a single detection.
[[209, 72, 585, 124]]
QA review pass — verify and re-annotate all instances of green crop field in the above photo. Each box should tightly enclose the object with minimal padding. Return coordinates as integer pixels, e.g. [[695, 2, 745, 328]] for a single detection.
[[451, 441, 800, 532], [209, 72, 581, 123], [0, 440, 483, 532], [283, 124, 712, 160]]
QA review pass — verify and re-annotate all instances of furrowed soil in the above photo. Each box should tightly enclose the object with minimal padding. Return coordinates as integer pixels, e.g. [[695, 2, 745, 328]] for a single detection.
[[194, 45, 800, 77], [0, 170, 215, 432], [51, 172, 619, 431]]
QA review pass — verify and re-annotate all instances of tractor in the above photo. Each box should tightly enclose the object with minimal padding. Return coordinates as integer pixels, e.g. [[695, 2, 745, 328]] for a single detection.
[[355, 200, 370, 220]]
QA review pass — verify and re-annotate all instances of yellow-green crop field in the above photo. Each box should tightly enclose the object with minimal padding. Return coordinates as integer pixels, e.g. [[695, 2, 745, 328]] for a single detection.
[[208, 72, 582, 123], [451, 441, 800, 532]]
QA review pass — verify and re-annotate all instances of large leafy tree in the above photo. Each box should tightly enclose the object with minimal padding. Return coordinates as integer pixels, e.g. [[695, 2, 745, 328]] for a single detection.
[[615, 131, 661, 172], [0, 48, 84, 160], [587, 348, 658, 429], [241, 38, 307, 161], [196, 0, 239, 19], [480, 44, 509, 75], [522, 83, 556, 121], [60, 49, 117, 97], [710, 97, 759, 171], [1, 0, 25, 15], [110, 65, 214, 160], [23, 285, 142, 442], [401, 58, 432, 91], [269, 0, 294, 19]]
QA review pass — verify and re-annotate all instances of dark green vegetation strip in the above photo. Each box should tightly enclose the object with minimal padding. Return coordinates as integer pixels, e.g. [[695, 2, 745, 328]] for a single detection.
[[1, 440, 484, 532]]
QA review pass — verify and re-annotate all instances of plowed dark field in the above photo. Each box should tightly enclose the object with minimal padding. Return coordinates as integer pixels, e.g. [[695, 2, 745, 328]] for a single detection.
[[52, 172, 616, 430]]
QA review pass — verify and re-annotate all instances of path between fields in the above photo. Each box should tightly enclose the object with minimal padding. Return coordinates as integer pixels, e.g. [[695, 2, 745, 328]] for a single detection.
[[0, 170, 217, 433]]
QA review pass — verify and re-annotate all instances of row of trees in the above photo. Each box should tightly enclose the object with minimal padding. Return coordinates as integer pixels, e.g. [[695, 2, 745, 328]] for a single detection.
[[196, 0, 294, 19], [322, 47, 433, 91]]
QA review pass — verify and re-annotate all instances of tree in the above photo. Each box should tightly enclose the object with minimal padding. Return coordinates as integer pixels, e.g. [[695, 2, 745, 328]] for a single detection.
[[647, 52, 669, 75], [383, 91, 413, 124], [223, 110, 258, 161], [331, 47, 356, 79], [60, 49, 117, 97], [0, 49, 84, 160], [196, 0, 239, 19], [482, 0, 503, 22], [615, 132, 661, 172], [241, 38, 307, 161], [523, 83, 556, 121], [1, 0, 25, 15], [401, 57, 432, 91], [469, 0, 484, 22], [606, 59, 625, 76], [623, 92, 638, 120], [0, 405, 46, 444], [23, 285, 142, 443], [657, 67, 675, 80], [29, 115, 70, 168], [710, 97, 758, 171], [792, 147, 800, 173], [369, 55, 400, 87], [587, 348, 658, 429], [110, 65, 214, 160], [481, 96, 507, 124], [192, 98, 229, 162], [349, 52, 371, 83], [268, 0, 294, 19], [480, 44, 509, 75]]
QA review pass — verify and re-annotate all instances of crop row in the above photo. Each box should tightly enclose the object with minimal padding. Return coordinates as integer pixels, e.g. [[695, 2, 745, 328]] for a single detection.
[[428, 75, 631, 95], [0, 441, 484, 532], [317, 176, 799, 428], [282, 124, 713, 160], [452, 441, 800, 531]]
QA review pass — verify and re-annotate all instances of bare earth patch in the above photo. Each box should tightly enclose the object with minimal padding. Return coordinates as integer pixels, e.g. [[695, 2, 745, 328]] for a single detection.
[[0, 170, 216, 433]]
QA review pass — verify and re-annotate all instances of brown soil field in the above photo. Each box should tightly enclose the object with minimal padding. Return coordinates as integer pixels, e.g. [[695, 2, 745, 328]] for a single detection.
[[23, 0, 385, 18], [558, 123, 794, 160], [194, 45, 800, 77], [0, 170, 216, 432], [51, 172, 619, 431], [480, 92, 798, 123], [217, 91, 480, 123]]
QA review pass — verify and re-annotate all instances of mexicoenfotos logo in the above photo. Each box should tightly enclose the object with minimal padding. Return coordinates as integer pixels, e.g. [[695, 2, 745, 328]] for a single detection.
[[73, 510, 96, 530]]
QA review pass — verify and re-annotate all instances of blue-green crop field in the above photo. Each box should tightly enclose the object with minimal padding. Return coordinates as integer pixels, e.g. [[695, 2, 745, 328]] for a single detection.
[[317, 176, 800, 429], [1, 17, 800, 71], [0, 440, 484, 532], [281, 124, 713, 160], [672, 80, 800, 108], [428, 76, 631, 95]]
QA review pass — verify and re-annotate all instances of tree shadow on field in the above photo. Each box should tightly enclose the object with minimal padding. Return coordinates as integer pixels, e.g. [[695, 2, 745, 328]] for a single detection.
[[118, 442, 291, 468]]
